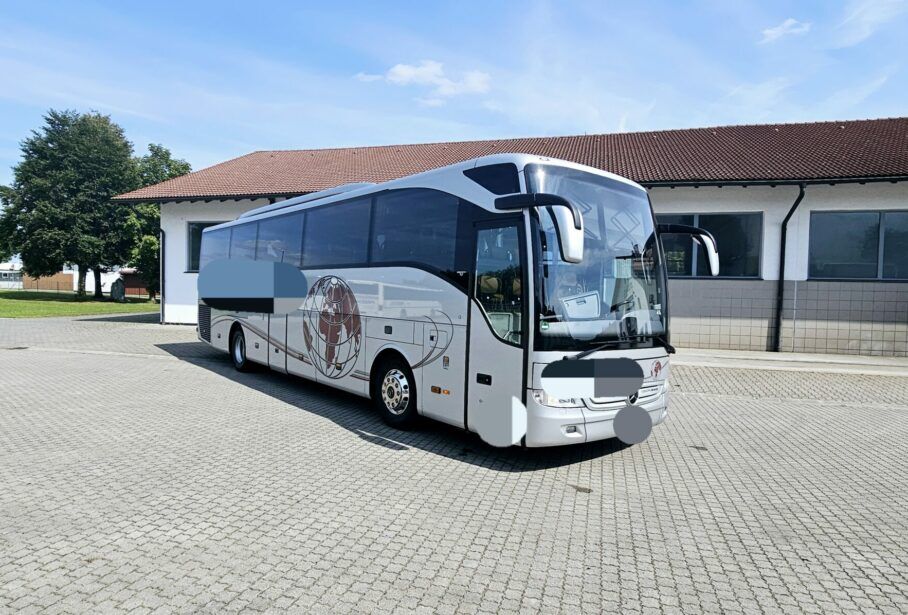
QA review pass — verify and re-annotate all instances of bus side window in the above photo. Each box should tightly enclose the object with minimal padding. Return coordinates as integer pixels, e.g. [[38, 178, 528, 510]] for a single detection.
[[199, 228, 231, 271], [475, 226, 522, 345], [372, 189, 459, 271], [229, 223, 258, 260], [256, 213, 303, 266]]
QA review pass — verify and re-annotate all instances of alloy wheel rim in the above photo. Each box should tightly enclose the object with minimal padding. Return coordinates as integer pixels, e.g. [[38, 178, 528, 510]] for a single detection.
[[381, 369, 410, 415], [234, 336, 245, 364]]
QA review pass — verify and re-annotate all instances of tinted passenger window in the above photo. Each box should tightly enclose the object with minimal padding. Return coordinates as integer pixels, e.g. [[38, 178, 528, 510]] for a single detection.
[[475, 225, 523, 345], [463, 164, 520, 195], [198, 228, 230, 271], [302, 198, 371, 266], [256, 213, 303, 266], [229, 223, 258, 260], [372, 189, 460, 270]]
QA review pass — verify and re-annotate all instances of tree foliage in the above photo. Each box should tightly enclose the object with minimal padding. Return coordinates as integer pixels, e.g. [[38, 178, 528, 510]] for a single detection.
[[0, 110, 139, 295], [132, 234, 160, 299], [129, 144, 191, 298], [0, 113, 190, 298]]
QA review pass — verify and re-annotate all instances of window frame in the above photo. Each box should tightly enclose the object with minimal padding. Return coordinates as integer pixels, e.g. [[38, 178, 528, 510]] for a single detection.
[[657, 211, 764, 279], [187, 221, 224, 273], [808, 209, 908, 282]]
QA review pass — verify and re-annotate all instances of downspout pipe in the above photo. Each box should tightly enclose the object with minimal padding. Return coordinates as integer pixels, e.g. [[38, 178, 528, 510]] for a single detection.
[[773, 184, 806, 352], [159, 228, 165, 325]]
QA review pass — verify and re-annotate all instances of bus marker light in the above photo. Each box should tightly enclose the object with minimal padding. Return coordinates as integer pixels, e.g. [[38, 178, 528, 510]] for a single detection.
[[431, 386, 441, 394]]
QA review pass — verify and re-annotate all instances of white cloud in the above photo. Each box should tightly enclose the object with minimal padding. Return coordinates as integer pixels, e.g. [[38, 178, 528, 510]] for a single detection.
[[357, 60, 491, 106], [835, 0, 906, 47], [759, 18, 811, 44]]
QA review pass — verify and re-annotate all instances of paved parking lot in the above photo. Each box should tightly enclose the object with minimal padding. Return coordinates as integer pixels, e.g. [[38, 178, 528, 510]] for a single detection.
[[1, 314, 907, 614]]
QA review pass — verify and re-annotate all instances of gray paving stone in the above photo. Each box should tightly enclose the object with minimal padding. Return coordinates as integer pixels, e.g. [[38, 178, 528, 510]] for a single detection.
[[0, 314, 906, 612]]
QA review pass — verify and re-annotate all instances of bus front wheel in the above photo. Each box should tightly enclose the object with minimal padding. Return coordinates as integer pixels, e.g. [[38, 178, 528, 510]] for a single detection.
[[373, 357, 418, 428], [230, 327, 254, 372]]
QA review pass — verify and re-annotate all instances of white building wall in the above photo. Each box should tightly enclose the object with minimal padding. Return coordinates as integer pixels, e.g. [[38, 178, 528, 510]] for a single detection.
[[63, 266, 122, 293], [649, 182, 908, 281], [785, 182, 908, 280], [161, 199, 271, 324]]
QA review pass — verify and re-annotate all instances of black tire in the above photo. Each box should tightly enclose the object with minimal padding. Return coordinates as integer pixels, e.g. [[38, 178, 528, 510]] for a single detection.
[[230, 327, 254, 372], [372, 356, 418, 428]]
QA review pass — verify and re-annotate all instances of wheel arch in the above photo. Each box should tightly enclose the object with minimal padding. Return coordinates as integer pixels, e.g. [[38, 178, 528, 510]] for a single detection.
[[229, 320, 244, 342]]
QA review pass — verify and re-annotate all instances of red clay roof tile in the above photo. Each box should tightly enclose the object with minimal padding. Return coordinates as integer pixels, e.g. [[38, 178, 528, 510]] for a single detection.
[[114, 117, 908, 202]]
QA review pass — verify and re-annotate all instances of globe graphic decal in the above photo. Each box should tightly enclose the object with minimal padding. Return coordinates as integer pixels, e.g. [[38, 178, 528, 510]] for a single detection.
[[302, 276, 362, 379]]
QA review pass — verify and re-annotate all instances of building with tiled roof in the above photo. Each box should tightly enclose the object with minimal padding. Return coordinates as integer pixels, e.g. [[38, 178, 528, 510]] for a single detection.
[[125, 118, 908, 357], [115, 117, 908, 203]]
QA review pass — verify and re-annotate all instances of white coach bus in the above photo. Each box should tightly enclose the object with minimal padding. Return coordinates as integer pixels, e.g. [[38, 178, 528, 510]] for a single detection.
[[197, 154, 718, 447]]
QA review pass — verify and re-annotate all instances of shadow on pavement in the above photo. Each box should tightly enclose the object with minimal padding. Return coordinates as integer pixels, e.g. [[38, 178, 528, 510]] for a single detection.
[[156, 340, 631, 472], [77, 312, 161, 324]]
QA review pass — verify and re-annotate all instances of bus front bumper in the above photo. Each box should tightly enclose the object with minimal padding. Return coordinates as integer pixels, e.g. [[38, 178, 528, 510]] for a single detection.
[[523, 386, 668, 447]]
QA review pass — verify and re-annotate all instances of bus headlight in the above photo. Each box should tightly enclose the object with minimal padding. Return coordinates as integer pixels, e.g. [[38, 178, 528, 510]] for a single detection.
[[531, 389, 582, 408]]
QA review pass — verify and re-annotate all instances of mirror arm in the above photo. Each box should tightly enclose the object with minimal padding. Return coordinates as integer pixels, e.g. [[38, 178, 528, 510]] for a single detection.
[[495, 193, 582, 230], [656, 223, 717, 246]]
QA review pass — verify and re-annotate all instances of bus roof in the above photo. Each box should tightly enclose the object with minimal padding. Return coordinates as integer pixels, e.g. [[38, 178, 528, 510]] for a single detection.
[[203, 153, 646, 233]]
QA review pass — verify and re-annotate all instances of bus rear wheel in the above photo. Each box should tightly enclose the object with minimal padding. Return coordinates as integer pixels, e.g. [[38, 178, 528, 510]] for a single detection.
[[373, 357, 418, 428], [230, 327, 254, 372]]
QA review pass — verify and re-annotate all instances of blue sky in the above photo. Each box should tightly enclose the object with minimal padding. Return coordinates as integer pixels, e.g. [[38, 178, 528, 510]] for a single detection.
[[1, 0, 906, 184]]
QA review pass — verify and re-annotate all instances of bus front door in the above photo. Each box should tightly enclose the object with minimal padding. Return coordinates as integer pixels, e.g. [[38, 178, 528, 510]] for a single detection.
[[466, 219, 527, 441]]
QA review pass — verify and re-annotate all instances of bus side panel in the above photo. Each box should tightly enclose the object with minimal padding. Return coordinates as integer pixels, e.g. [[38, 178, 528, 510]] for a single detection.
[[210, 308, 232, 353], [241, 313, 269, 365], [418, 324, 467, 428], [286, 310, 318, 383], [268, 314, 288, 373]]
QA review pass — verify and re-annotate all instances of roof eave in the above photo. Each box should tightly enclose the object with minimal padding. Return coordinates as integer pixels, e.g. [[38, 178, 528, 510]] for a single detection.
[[110, 191, 309, 204], [642, 175, 908, 188]]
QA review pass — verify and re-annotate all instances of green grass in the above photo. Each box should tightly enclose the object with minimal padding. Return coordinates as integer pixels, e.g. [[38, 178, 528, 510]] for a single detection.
[[0, 290, 158, 318]]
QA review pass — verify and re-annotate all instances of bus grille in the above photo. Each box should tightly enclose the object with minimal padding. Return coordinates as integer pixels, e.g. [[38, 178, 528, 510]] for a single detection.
[[198, 304, 211, 342], [584, 382, 663, 410]]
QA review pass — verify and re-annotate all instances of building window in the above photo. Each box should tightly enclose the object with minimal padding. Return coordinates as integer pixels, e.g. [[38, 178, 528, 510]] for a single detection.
[[187, 222, 220, 272], [656, 213, 762, 278], [658, 214, 694, 276], [809, 210, 908, 280]]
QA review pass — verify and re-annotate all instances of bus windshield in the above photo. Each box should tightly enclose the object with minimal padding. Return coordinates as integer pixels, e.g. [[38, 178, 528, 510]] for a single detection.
[[527, 164, 666, 351]]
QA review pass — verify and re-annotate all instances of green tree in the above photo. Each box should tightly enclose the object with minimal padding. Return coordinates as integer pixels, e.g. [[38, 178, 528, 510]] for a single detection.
[[0, 110, 139, 296], [132, 234, 160, 300], [129, 144, 190, 299]]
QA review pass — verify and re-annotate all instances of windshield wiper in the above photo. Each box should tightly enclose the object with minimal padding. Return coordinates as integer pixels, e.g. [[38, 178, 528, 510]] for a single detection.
[[569, 334, 675, 360]]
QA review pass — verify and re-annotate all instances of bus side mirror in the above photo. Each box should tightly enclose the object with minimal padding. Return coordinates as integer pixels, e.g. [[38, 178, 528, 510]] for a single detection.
[[657, 223, 720, 276], [495, 193, 584, 263]]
